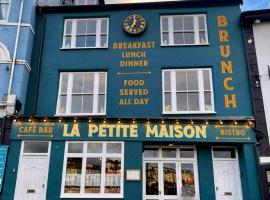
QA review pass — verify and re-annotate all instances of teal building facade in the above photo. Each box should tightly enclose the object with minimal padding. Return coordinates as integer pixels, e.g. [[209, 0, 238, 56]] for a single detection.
[[1, 1, 263, 199]]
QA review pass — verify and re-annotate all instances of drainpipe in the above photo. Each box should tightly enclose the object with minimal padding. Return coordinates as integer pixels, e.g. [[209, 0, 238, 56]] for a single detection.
[[7, 0, 25, 96], [32, 8, 45, 115]]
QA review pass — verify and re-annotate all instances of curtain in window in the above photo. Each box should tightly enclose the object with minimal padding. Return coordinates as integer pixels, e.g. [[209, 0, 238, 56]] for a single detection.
[[0, 0, 9, 20]]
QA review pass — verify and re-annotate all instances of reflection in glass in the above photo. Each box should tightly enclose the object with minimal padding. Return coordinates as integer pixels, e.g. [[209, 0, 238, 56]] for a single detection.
[[105, 158, 121, 193], [184, 16, 194, 30], [188, 93, 199, 111], [87, 143, 102, 153], [59, 95, 67, 113], [174, 32, 184, 44], [173, 17, 183, 30], [107, 143, 121, 153], [68, 143, 84, 153], [213, 148, 236, 158], [162, 33, 169, 45], [76, 20, 87, 34], [204, 92, 212, 111], [162, 17, 169, 31], [83, 74, 94, 93], [146, 163, 159, 195], [162, 149, 176, 158], [180, 149, 194, 158], [181, 163, 195, 198], [144, 149, 159, 158], [23, 142, 48, 153], [163, 163, 177, 195], [164, 71, 171, 91], [164, 92, 172, 112], [85, 158, 101, 193], [187, 71, 198, 90], [87, 20, 96, 33], [64, 158, 82, 193], [71, 95, 82, 113], [177, 92, 188, 111], [176, 71, 187, 91]]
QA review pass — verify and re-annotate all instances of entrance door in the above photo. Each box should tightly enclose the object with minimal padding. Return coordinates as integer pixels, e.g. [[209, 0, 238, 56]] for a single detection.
[[143, 147, 199, 200], [14, 142, 50, 200], [213, 148, 242, 200]]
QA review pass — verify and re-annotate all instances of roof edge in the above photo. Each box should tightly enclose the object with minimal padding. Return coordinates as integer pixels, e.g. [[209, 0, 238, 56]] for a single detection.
[[241, 9, 270, 26], [39, 0, 242, 13]]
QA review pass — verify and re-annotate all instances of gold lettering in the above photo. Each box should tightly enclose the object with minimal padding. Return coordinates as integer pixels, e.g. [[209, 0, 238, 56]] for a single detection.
[[130, 125, 138, 137], [224, 94, 237, 108], [217, 16, 228, 27], [195, 126, 207, 138], [220, 45, 230, 57], [219, 30, 229, 42], [63, 124, 80, 137], [221, 61, 233, 74], [224, 77, 234, 91], [146, 125, 159, 137]]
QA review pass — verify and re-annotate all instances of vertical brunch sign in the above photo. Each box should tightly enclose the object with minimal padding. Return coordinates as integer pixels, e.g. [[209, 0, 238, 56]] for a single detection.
[[113, 41, 155, 106], [217, 16, 237, 109]]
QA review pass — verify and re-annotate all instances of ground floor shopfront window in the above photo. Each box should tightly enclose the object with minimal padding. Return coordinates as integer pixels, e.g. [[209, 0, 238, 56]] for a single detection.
[[61, 141, 124, 198], [143, 146, 199, 200]]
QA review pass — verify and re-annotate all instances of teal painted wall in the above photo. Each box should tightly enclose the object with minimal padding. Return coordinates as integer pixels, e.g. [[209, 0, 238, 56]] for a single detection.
[[197, 146, 215, 200], [238, 144, 262, 200], [25, 5, 253, 119], [2, 141, 21, 200]]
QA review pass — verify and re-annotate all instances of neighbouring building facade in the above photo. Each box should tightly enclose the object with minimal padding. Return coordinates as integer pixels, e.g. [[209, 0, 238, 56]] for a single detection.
[[0, 0, 38, 196], [241, 9, 270, 200], [2, 0, 263, 199]]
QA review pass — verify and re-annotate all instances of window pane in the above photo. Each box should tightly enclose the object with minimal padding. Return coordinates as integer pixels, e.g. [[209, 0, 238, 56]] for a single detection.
[[180, 149, 194, 158], [101, 35, 108, 47], [184, 32, 195, 44], [83, 73, 94, 93], [0, 3, 8, 20], [146, 163, 159, 195], [85, 158, 101, 193], [163, 71, 171, 91], [198, 16, 205, 30], [174, 32, 184, 44], [181, 163, 195, 198], [173, 17, 183, 30], [162, 17, 168, 31], [68, 143, 84, 153], [101, 19, 108, 33], [177, 92, 188, 111], [23, 142, 48, 153], [87, 143, 103, 153], [162, 33, 169, 45], [163, 163, 177, 195], [64, 158, 82, 193], [65, 20, 72, 34], [199, 31, 206, 44], [76, 35, 86, 47], [77, 20, 87, 34], [162, 149, 176, 158], [71, 95, 82, 113], [187, 71, 198, 90], [213, 148, 236, 158], [99, 73, 106, 93], [188, 93, 199, 111], [184, 16, 194, 30], [82, 95, 93, 113], [107, 143, 121, 153], [86, 35, 96, 47], [61, 74, 68, 93], [203, 70, 210, 90], [164, 92, 172, 112], [58, 95, 67, 113], [144, 148, 159, 158], [64, 36, 72, 48], [204, 91, 212, 111], [73, 73, 84, 93], [176, 71, 187, 91], [87, 20, 96, 34], [105, 158, 121, 193], [98, 94, 105, 113]]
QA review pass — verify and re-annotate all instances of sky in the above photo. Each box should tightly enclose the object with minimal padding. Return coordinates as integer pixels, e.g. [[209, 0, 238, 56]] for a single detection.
[[105, 0, 270, 11]]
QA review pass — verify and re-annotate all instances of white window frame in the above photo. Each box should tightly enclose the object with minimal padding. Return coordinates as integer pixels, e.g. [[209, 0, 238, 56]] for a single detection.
[[162, 68, 215, 114], [60, 141, 124, 198], [160, 14, 209, 46], [143, 146, 200, 200], [0, 41, 10, 62], [74, 0, 98, 5], [62, 18, 109, 49], [0, 0, 10, 22], [56, 72, 107, 116]]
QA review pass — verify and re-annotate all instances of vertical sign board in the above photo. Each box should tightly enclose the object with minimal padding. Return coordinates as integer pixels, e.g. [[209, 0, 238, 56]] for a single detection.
[[0, 145, 8, 192]]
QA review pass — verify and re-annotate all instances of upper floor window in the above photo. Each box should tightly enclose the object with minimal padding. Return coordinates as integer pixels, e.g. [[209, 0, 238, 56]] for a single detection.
[[0, 42, 10, 61], [74, 0, 98, 5], [62, 18, 109, 49], [161, 14, 208, 46], [162, 68, 214, 114], [0, 0, 9, 21], [56, 72, 107, 115]]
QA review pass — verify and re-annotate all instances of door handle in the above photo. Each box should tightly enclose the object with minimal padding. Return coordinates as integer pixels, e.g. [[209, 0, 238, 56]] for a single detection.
[[159, 190, 161, 195], [42, 184, 45, 189], [216, 187, 218, 191]]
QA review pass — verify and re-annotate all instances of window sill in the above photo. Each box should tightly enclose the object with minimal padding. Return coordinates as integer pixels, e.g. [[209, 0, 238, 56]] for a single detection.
[[161, 43, 210, 47], [55, 113, 106, 117], [163, 111, 216, 115], [60, 47, 108, 50]]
